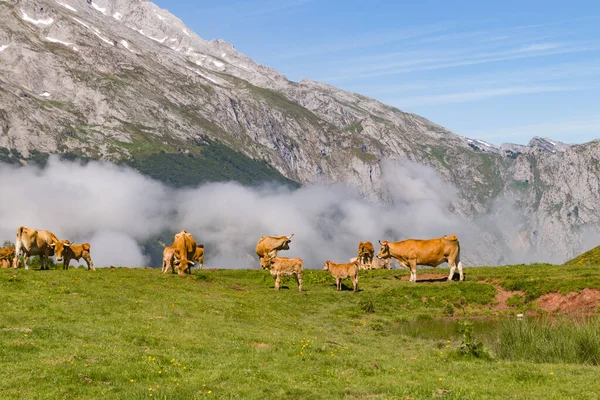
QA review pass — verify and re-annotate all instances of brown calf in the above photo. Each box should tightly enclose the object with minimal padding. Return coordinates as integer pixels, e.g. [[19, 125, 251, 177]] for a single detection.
[[260, 255, 303, 292], [51, 240, 95, 271], [324, 260, 359, 292]]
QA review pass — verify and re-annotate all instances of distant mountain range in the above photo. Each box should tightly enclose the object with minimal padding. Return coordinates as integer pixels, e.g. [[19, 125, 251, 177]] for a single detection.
[[1, 0, 599, 265]]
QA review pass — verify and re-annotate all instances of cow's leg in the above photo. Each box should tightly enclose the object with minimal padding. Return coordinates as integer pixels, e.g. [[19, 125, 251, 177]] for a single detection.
[[296, 273, 302, 292], [353, 274, 358, 292], [63, 257, 70, 270], [447, 261, 457, 281], [274, 275, 281, 291], [84, 255, 95, 271], [408, 260, 417, 282], [336, 277, 341, 291], [458, 261, 464, 281], [22, 253, 30, 270], [12, 240, 22, 269]]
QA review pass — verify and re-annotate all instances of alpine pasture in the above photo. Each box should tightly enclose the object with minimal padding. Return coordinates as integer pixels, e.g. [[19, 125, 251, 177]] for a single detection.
[[1, 262, 600, 399]]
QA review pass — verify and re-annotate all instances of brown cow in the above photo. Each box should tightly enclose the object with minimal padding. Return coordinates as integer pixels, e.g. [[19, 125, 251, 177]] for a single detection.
[[13, 226, 59, 270], [259, 254, 303, 292], [377, 235, 464, 282], [255, 234, 294, 259], [324, 260, 359, 292], [0, 247, 14, 269], [369, 257, 392, 270], [193, 244, 204, 270], [358, 241, 375, 266], [172, 230, 197, 276], [51, 240, 95, 271], [161, 246, 176, 274]]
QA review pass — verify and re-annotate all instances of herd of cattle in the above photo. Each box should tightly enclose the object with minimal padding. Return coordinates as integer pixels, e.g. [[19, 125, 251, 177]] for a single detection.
[[0, 226, 465, 291]]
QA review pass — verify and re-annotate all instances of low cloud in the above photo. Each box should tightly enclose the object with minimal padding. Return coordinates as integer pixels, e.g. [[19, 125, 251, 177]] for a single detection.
[[0, 156, 564, 269]]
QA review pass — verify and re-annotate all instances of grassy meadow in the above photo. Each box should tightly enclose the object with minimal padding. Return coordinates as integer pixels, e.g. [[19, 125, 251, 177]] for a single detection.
[[1, 264, 600, 399]]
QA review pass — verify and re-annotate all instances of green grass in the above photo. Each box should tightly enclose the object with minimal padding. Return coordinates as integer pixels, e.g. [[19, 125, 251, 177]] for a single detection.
[[1, 266, 600, 399], [564, 244, 600, 266]]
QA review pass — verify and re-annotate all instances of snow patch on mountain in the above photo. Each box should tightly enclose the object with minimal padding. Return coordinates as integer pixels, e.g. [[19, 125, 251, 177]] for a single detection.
[[45, 36, 79, 51], [21, 10, 54, 25], [56, 1, 77, 12]]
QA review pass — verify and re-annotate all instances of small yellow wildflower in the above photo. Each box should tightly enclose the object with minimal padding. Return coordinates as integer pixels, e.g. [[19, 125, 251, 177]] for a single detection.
[[130, 379, 134, 383], [550, 372, 554, 376]]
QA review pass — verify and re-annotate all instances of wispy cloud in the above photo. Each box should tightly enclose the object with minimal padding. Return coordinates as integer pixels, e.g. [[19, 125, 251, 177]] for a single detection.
[[394, 85, 583, 107], [468, 116, 600, 144]]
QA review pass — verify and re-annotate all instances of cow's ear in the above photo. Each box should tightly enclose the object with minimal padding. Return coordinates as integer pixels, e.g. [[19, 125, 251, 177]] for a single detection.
[[267, 250, 277, 259], [64, 242, 71, 247]]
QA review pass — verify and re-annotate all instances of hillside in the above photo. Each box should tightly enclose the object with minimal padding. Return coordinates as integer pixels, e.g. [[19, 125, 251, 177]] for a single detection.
[[2, 265, 600, 399], [564, 245, 600, 267], [1, 0, 600, 265]]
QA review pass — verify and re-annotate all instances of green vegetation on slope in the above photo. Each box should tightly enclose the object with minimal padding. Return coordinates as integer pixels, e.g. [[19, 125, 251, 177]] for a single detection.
[[563, 245, 600, 267], [1, 265, 600, 399]]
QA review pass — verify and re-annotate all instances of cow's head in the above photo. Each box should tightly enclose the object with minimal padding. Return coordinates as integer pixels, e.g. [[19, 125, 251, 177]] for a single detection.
[[50, 240, 71, 262], [279, 234, 294, 251], [259, 253, 276, 270], [377, 240, 391, 259], [173, 250, 195, 276], [323, 260, 332, 271]]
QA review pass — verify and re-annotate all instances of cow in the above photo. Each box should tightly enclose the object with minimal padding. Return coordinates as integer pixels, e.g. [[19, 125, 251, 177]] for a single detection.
[[50, 240, 95, 271], [171, 230, 197, 276], [377, 235, 464, 282], [193, 244, 204, 270], [259, 254, 303, 291], [358, 241, 375, 266], [13, 226, 59, 270], [255, 234, 294, 259], [370, 257, 392, 270], [161, 246, 176, 274], [163, 244, 203, 274], [0, 247, 14, 269], [323, 260, 359, 292]]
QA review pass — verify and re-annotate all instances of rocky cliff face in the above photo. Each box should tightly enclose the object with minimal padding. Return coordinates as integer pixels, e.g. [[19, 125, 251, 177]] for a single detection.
[[1, 0, 599, 264]]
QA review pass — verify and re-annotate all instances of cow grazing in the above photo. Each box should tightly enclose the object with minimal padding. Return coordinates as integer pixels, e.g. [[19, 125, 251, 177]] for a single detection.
[[255, 234, 294, 259], [13, 226, 59, 270], [0, 247, 14, 269], [259, 254, 303, 292], [323, 260, 359, 292], [377, 235, 464, 282], [358, 241, 375, 266], [51, 240, 95, 271], [161, 246, 176, 274], [172, 230, 197, 276]]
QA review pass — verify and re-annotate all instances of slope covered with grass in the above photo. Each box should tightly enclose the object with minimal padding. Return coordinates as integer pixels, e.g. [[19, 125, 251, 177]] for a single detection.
[[563, 245, 600, 267], [1, 266, 600, 399]]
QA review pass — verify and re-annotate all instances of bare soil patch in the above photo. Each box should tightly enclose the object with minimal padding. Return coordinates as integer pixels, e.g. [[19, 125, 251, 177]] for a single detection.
[[493, 286, 524, 312], [536, 288, 600, 315]]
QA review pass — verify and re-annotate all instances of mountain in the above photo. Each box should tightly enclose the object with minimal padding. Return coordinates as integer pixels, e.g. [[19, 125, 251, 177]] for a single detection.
[[1, 0, 600, 265]]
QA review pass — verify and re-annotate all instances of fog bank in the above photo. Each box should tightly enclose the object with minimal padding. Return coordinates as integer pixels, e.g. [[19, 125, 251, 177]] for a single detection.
[[0, 157, 558, 268]]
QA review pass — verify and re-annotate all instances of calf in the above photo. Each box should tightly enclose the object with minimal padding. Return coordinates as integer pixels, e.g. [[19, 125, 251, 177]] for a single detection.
[[0, 247, 15, 268], [324, 260, 359, 292], [370, 257, 392, 270], [192, 244, 204, 270], [259, 254, 303, 292], [162, 246, 176, 273], [51, 240, 95, 271]]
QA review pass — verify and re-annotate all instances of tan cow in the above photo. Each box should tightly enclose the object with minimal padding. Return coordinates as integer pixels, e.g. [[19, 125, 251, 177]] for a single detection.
[[172, 230, 197, 276], [161, 246, 176, 274], [51, 240, 95, 271], [358, 241, 375, 265], [13, 226, 59, 270], [370, 257, 392, 270], [377, 235, 464, 282], [259, 254, 303, 291], [0, 247, 14, 269], [193, 245, 204, 270], [255, 234, 294, 259], [323, 260, 359, 292]]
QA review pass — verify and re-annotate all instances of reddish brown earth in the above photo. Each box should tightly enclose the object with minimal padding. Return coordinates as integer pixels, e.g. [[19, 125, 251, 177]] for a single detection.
[[493, 286, 524, 312], [536, 288, 600, 315]]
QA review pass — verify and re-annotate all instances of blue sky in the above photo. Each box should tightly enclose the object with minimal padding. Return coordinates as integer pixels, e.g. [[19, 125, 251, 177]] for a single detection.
[[153, 0, 600, 145]]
